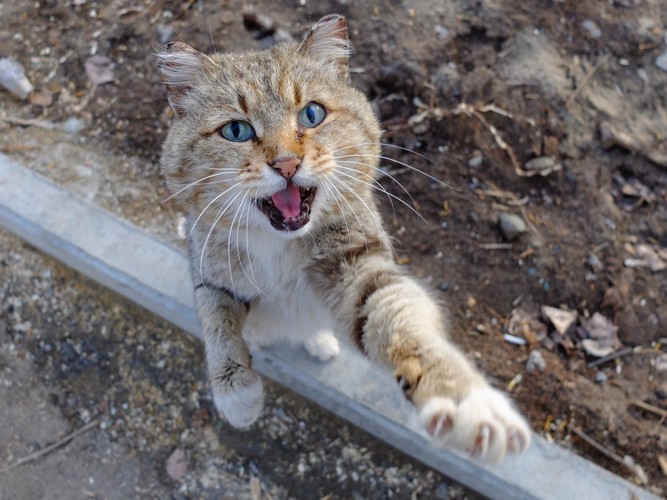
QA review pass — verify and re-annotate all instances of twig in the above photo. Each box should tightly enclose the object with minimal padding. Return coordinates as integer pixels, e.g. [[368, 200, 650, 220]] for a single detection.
[[0, 115, 55, 130], [479, 243, 513, 250], [565, 53, 611, 108], [0, 144, 37, 154], [632, 400, 667, 420], [568, 424, 647, 484], [0, 418, 99, 474], [587, 346, 634, 367]]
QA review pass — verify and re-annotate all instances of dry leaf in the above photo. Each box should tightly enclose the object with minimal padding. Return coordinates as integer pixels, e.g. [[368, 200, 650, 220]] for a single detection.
[[541, 306, 577, 336], [166, 447, 187, 481], [84, 56, 115, 86]]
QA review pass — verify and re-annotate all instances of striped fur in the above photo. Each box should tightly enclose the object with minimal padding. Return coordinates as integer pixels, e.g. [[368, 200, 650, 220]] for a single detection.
[[159, 14, 530, 462]]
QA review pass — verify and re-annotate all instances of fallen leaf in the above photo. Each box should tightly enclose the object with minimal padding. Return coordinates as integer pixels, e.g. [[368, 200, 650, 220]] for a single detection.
[[658, 454, 667, 476], [84, 56, 115, 86], [166, 447, 187, 481], [579, 313, 622, 358], [541, 306, 577, 336]]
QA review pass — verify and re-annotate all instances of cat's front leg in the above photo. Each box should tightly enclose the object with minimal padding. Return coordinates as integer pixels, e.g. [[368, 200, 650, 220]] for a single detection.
[[389, 330, 532, 463], [324, 254, 531, 462], [195, 284, 263, 428]]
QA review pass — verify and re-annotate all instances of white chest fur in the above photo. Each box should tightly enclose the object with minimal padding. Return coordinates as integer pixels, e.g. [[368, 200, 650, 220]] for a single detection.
[[232, 230, 335, 347]]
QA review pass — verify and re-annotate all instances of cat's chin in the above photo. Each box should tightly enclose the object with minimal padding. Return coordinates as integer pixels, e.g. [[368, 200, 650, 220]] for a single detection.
[[255, 185, 317, 233]]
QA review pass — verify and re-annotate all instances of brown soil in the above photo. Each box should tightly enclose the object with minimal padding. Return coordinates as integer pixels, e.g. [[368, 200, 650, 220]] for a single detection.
[[2, 0, 666, 495]]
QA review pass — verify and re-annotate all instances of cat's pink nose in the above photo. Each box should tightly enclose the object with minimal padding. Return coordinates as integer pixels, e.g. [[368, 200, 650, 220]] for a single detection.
[[271, 157, 300, 179]]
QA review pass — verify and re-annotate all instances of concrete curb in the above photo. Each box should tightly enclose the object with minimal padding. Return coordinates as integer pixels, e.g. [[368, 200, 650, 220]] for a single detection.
[[0, 153, 656, 499]]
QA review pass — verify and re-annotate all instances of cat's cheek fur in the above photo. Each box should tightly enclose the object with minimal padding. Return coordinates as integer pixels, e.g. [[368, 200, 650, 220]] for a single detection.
[[212, 371, 264, 428], [418, 388, 531, 463]]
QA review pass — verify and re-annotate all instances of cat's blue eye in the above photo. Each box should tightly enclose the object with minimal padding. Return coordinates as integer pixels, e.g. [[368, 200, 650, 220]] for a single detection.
[[220, 120, 255, 142], [298, 102, 326, 128]]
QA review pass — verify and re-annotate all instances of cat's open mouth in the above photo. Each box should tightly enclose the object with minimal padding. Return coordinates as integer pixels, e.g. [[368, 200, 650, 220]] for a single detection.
[[255, 182, 317, 231]]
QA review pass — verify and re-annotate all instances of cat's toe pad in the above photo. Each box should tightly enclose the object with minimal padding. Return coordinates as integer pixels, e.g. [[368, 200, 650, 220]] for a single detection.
[[304, 331, 340, 361], [419, 387, 531, 463], [212, 370, 264, 428]]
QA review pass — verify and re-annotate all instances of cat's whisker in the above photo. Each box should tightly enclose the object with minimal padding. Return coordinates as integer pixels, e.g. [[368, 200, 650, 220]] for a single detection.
[[327, 173, 398, 259], [335, 161, 402, 220], [226, 192, 249, 299], [337, 153, 460, 192], [322, 176, 370, 251], [335, 168, 426, 223], [199, 191, 243, 290], [328, 172, 385, 233], [245, 188, 276, 302], [189, 182, 244, 238], [320, 178, 353, 250], [331, 141, 436, 164], [336, 159, 417, 209], [237, 195, 273, 300], [162, 171, 237, 202], [327, 174, 389, 252]]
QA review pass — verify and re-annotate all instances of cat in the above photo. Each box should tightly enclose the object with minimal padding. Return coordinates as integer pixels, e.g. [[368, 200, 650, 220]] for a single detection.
[[158, 14, 530, 463]]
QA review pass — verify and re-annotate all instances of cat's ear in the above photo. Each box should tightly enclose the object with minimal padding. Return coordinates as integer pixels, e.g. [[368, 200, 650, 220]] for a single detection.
[[158, 42, 207, 113], [300, 14, 351, 79]]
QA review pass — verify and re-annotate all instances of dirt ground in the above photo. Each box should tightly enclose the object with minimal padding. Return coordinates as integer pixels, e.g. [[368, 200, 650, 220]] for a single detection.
[[1, 0, 667, 496]]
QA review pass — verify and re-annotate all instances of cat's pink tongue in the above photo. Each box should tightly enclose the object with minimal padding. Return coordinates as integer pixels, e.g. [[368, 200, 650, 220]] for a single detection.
[[271, 183, 302, 218]]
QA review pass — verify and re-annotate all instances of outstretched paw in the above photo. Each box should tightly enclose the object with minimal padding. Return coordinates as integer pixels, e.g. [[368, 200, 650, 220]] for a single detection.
[[419, 387, 531, 463], [211, 364, 264, 429], [304, 331, 340, 362]]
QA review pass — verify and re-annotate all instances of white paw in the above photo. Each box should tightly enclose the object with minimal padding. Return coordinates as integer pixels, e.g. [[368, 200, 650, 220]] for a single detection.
[[419, 387, 531, 463], [304, 331, 340, 361], [212, 373, 264, 429]]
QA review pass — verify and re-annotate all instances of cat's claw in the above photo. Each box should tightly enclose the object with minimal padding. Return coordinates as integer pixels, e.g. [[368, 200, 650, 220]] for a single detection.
[[304, 331, 340, 361], [211, 368, 264, 428], [419, 387, 531, 463]]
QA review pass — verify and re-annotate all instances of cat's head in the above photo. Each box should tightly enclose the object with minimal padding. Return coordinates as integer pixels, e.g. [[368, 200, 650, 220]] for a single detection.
[[159, 15, 381, 239]]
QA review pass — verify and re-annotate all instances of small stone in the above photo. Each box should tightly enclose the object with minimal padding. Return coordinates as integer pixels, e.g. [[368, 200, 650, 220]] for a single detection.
[[60, 117, 86, 134], [587, 254, 604, 271], [434, 25, 452, 42], [468, 154, 483, 168], [656, 51, 667, 73], [581, 20, 602, 39], [595, 371, 607, 384], [655, 382, 667, 400], [526, 349, 546, 372], [156, 24, 176, 44], [0, 57, 34, 99], [498, 213, 527, 241], [524, 156, 561, 175], [434, 482, 449, 499], [166, 448, 187, 481], [437, 281, 449, 292], [543, 135, 560, 156]]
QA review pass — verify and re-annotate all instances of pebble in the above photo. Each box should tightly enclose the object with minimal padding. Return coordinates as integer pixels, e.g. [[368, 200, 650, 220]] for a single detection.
[[595, 372, 607, 384], [581, 20, 602, 39], [526, 349, 546, 372], [60, 117, 86, 134], [0, 57, 34, 99], [656, 51, 667, 73], [467, 154, 483, 168], [156, 24, 176, 44], [498, 213, 527, 241], [524, 156, 560, 175], [434, 482, 449, 499]]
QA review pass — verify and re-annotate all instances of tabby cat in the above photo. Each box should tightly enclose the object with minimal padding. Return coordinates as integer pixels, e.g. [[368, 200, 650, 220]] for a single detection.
[[158, 14, 530, 462]]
